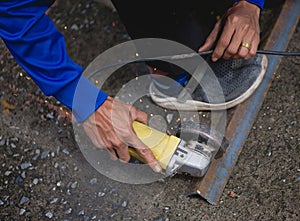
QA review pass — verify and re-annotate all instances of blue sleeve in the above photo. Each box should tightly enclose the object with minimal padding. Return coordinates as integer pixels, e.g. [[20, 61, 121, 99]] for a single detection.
[[235, 0, 265, 10], [0, 0, 108, 122]]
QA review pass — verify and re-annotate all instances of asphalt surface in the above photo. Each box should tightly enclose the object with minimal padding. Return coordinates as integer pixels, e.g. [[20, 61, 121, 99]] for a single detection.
[[0, 1, 299, 220]]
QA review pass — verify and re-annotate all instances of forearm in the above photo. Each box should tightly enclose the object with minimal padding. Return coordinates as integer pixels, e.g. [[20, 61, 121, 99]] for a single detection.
[[0, 0, 107, 122]]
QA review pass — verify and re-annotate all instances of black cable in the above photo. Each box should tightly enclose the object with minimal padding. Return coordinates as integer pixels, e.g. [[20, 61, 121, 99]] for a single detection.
[[198, 49, 300, 56], [257, 50, 300, 56], [87, 49, 300, 78]]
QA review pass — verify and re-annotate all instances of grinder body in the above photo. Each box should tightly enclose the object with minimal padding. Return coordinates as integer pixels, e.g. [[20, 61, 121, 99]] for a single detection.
[[131, 121, 225, 177]]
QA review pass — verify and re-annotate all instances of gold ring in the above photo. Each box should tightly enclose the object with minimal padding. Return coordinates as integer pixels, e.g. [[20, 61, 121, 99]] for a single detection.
[[241, 42, 251, 50]]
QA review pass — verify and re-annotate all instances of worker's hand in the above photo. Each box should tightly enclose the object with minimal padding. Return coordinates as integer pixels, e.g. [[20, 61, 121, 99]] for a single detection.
[[82, 96, 162, 173], [198, 0, 261, 61]]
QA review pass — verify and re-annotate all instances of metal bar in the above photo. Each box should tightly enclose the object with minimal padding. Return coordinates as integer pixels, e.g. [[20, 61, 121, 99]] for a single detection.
[[192, 0, 300, 205]]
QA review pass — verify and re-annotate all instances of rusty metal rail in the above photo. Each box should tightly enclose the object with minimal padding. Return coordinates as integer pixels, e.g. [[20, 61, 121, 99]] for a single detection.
[[192, 0, 300, 205]]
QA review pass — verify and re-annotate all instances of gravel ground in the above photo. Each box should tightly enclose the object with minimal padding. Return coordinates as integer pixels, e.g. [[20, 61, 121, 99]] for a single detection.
[[0, 1, 299, 220]]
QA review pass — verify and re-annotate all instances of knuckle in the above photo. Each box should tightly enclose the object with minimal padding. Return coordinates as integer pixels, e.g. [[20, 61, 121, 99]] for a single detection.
[[112, 140, 125, 149], [106, 142, 114, 149], [243, 24, 250, 31], [137, 148, 149, 157], [219, 39, 229, 48], [238, 51, 247, 58], [248, 28, 256, 36], [130, 105, 137, 113], [228, 15, 239, 24], [122, 133, 133, 141], [214, 51, 222, 58], [249, 49, 256, 56], [226, 47, 236, 55], [223, 54, 231, 60]]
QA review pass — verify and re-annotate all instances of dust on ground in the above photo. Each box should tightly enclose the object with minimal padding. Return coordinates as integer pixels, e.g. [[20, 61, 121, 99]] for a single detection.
[[0, 1, 299, 220]]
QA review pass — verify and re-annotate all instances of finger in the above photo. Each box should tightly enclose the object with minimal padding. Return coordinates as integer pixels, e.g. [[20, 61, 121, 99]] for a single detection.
[[107, 148, 119, 161], [136, 148, 162, 173], [134, 109, 148, 125], [198, 21, 222, 52], [247, 33, 259, 59], [83, 124, 103, 148], [127, 131, 161, 172], [106, 130, 131, 162], [223, 27, 247, 59], [114, 143, 131, 162], [212, 23, 235, 62], [238, 30, 255, 59]]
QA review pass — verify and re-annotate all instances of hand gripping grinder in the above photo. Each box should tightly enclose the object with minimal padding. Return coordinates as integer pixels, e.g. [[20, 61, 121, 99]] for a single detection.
[[130, 121, 228, 177]]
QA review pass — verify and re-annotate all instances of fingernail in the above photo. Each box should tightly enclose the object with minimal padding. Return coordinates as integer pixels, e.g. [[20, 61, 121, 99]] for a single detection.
[[153, 162, 162, 173], [212, 57, 217, 62]]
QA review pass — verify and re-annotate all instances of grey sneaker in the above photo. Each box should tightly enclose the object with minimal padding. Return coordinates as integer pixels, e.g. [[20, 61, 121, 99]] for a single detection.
[[149, 54, 268, 110]]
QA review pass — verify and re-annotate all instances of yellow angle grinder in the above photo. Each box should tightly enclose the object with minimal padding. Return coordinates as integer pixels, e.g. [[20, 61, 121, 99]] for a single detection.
[[130, 121, 228, 177]]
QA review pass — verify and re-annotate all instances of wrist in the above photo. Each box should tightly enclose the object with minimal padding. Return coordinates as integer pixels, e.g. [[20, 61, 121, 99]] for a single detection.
[[235, 0, 261, 16], [235, 0, 265, 11]]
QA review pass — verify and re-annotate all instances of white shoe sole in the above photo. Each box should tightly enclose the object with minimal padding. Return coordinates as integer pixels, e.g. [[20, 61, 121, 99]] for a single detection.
[[149, 55, 268, 111]]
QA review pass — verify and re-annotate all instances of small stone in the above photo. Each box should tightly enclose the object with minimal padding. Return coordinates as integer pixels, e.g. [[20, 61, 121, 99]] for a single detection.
[[46, 113, 54, 119], [166, 114, 173, 124], [65, 208, 72, 214], [163, 206, 170, 213], [71, 24, 79, 31], [90, 178, 97, 185], [78, 210, 85, 216], [121, 200, 128, 208], [56, 146, 60, 154], [5, 146, 13, 155], [98, 192, 105, 197], [21, 171, 26, 179], [71, 181, 77, 189], [32, 154, 40, 161], [20, 196, 30, 204], [19, 208, 26, 215], [15, 176, 23, 185], [32, 130, 39, 135], [33, 178, 39, 185], [45, 211, 53, 218], [0, 200, 4, 206], [62, 148, 70, 155], [41, 150, 50, 159], [10, 143, 16, 148], [0, 139, 5, 146], [61, 198, 67, 205], [4, 171, 12, 176], [50, 198, 58, 204], [57, 181, 62, 187], [20, 162, 32, 170], [83, 216, 89, 221]]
